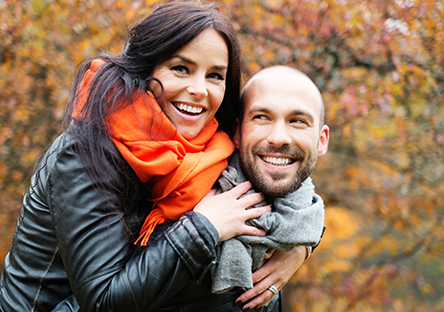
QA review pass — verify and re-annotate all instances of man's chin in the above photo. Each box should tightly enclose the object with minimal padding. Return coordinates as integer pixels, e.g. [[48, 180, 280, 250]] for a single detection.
[[262, 187, 293, 197], [256, 178, 298, 197]]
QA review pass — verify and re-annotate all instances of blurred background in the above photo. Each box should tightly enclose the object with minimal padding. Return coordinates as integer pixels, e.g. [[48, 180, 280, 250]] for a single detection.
[[0, 0, 443, 311]]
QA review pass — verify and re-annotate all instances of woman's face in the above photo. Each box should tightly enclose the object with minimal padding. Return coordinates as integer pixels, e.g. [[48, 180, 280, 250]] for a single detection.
[[150, 28, 229, 140]]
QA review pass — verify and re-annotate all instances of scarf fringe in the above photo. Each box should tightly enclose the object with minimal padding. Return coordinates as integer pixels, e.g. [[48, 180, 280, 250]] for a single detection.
[[135, 208, 166, 246]]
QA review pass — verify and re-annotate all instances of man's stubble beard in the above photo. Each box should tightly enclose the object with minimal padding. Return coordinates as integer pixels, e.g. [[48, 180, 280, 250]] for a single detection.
[[238, 143, 317, 197]]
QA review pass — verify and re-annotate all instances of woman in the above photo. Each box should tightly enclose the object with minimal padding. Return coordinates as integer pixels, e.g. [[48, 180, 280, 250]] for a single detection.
[[0, 3, 303, 312]]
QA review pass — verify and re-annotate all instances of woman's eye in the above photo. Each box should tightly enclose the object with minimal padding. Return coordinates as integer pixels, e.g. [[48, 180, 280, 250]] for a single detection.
[[172, 65, 188, 74], [207, 73, 224, 80]]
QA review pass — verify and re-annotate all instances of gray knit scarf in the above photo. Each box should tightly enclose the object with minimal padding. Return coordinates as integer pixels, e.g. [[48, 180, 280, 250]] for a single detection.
[[210, 151, 325, 294]]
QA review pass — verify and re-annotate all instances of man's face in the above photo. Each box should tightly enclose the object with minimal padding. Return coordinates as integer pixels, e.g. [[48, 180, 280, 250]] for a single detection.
[[234, 72, 329, 197]]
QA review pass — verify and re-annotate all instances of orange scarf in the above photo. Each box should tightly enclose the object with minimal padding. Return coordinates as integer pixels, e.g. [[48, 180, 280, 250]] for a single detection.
[[75, 59, 234, 246]]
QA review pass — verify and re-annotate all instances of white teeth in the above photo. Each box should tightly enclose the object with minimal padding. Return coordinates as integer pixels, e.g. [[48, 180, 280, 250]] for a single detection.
[[263, 156, 291, 166], [174, 103, 203, 114]]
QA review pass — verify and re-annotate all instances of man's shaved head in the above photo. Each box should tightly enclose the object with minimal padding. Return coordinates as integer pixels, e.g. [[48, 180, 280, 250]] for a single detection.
[[241, 66, 325, 128]]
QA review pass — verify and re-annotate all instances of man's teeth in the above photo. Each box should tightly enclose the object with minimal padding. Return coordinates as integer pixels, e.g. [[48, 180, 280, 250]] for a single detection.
[[174, 103, 203, 114], [262, 156, 292, 166]]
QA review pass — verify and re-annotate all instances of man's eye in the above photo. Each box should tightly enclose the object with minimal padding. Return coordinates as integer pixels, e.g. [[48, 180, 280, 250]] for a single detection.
[[291, 118, 308, 125], [172, 65, 188, 74], [253, 115, 269, 121], [207, 73, 224, 80]]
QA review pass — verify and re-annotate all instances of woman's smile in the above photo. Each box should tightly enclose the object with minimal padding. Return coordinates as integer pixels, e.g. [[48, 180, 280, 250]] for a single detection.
[[172, 102, 205, 115]]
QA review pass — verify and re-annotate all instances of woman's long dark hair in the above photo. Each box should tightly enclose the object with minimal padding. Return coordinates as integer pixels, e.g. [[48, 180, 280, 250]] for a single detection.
[[62, 2, 242, 223]]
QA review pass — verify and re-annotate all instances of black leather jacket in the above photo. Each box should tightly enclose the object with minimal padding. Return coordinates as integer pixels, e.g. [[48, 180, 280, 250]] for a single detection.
[[0, 133, 280, 312]]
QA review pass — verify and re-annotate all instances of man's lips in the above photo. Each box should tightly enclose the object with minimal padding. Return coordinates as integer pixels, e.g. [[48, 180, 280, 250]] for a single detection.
[[173, 102, 206, 115]]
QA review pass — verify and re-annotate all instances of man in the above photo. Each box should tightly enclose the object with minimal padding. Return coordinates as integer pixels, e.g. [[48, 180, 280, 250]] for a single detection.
[[237, 66, 329, 196], [232, 65, 329, 311]]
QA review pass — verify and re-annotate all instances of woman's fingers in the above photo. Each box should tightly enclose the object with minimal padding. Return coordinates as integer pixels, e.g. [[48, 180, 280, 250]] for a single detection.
[[193, 182, 271, 242], [228, 181, 253, 197], [245, 204, 271, 219], [264, 248, 276, 260], [237, 280, 277, 310], [240, 225, 265, 237], [236, 247, 307, 310], [227, 181, 266, 206], [236, 266, 281, 310]]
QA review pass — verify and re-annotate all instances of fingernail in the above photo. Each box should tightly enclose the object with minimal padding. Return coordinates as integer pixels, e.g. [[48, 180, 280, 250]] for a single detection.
[[235, 300, 242, 306], [243, 308, 250, 311]]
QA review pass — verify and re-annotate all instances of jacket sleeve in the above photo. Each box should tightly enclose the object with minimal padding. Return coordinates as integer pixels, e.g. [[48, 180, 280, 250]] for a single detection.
[[47, 142, 218, 312]]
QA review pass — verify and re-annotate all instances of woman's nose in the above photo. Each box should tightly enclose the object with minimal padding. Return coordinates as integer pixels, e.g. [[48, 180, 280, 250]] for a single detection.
[[186, 76, 208, 99]]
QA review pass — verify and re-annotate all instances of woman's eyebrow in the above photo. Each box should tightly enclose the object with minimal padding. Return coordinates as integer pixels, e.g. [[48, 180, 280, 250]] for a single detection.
[[171, 54, 196, 66], [171, 55, 228, 71]]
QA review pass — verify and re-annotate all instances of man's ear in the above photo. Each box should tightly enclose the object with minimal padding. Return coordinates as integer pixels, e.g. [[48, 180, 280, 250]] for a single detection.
[[232, 119, 241, 149], [317, 125, 329, 157]]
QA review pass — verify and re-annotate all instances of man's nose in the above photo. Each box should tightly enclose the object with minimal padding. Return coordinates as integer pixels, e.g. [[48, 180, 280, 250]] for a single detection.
[[266, 121, 292, 147], [186, 76, 208, 99]]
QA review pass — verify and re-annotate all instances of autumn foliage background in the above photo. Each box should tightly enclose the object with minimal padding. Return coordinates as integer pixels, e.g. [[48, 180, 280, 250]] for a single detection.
[[1, 0, 443, 311]]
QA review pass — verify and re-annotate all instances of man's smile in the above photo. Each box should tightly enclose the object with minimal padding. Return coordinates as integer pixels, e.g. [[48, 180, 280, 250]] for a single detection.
[[260, 155, 294, 166]]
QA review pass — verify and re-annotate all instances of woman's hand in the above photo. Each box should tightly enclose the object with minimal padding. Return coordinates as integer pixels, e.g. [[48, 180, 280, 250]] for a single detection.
[[235, 246, 307, 310], [193, 181, 271, 242]]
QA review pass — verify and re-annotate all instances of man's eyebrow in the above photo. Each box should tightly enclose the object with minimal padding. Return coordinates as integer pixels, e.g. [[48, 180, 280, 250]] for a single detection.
[[171, 55, 228, 71], [249, 106, 315, 117], [247, 106, 271, 114], [291, 109, 315, 122]]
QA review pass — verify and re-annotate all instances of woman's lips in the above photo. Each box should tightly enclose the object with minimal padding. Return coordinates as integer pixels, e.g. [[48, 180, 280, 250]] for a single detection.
[[173, 102, 205, 115]]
